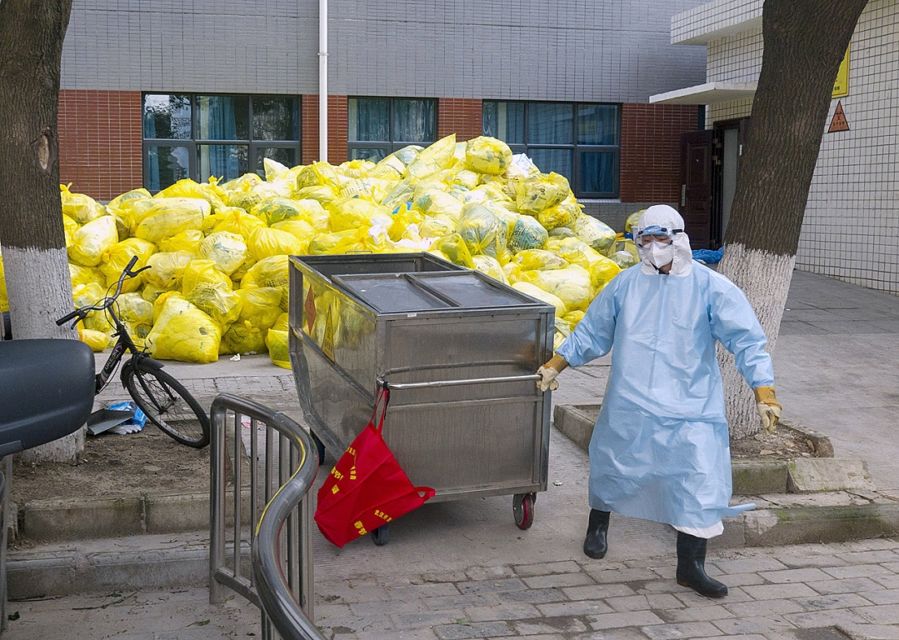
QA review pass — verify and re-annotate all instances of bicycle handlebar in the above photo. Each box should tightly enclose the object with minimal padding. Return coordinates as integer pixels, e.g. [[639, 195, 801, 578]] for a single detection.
[[56, 309, 82, 327], [56, 255, 153, 325]]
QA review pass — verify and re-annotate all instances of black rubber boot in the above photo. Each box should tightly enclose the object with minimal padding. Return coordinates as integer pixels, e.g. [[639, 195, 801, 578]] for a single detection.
[[583, 509, 610, 559], [676, 532, 728, 598]]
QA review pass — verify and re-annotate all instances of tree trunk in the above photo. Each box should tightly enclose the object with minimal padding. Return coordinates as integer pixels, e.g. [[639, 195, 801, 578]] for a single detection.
[[719, 0, 867, 439], [0, 0, 83, 461]]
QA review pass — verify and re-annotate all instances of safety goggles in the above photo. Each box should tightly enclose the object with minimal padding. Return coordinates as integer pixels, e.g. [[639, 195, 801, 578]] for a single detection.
[[635, 224, 683, 246]]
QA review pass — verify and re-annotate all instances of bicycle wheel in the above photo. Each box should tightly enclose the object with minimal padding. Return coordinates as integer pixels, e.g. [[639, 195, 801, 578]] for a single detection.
[[122, 360, 210, 448]]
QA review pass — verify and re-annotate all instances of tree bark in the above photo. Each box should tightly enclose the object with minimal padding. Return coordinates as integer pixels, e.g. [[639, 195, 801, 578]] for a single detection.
[[0, 0, 83, 461], [719, 0, 867, 439]]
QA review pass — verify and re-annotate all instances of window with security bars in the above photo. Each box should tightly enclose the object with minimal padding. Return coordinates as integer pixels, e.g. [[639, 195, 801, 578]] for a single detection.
[[482, 101, 620, 199], [142, 93, 301, 191], [347, 97, 437, 161]]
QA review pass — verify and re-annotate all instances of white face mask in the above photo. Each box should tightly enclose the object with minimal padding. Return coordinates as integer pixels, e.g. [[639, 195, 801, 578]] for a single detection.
[[642, 240, 675, 269]]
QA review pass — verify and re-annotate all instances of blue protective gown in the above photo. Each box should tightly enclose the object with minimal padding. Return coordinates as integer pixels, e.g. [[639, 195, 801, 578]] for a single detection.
[[556, 263, 774, 530]]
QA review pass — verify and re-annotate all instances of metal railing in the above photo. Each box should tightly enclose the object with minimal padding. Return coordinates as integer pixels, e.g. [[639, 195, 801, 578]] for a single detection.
[[209, 394, 325, 640]]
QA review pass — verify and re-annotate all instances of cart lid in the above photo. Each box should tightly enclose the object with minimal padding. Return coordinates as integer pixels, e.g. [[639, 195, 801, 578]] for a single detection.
[[331, 271, 546, 313]]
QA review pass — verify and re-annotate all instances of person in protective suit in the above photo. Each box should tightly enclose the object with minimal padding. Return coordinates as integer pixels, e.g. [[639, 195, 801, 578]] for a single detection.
[[537, 205, 782, 599]]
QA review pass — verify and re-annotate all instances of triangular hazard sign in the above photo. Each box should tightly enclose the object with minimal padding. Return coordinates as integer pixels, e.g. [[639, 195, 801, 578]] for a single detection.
[[828, 101, 849, 133]]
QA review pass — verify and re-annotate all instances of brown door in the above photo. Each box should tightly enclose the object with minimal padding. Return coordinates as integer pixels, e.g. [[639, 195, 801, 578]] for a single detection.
[[679, 130, 714, 249]]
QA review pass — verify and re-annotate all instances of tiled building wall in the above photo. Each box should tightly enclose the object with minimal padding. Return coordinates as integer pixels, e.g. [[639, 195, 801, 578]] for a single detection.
[[57, 90, 143, 200], [802, 1, 899, 293], [61, 0, 707, 103], [704, 0, 899, 294]]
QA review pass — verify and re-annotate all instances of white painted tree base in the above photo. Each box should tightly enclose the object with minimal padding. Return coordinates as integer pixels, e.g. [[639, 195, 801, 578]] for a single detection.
[[717, 243, 795, 440], [4, 245, 84, 462]]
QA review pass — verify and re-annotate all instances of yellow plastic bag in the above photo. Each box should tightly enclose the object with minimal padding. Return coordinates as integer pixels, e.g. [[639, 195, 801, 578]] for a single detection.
[[62, 215, 80, 246], [544, 237, 621, 292], [177, 260, 239, 339], [563, 310, 585, 327], [553, 317, 571, 351], [210, 207, 266, 241], [508, 214, 548, 252], [270, 220, 313, 252], [69, 263, 105, 289], [329, 198, 392, 232], [199, 231, 248, 276], [251, 198, 305, 225], [265, 313, 291, 369], [78, 328, 111, 352], [537, 196, 580, 230], [296, 161, 342, 189], [263, 158, 290, 182], [625, 209, 646, 235], [518, 265, 593, 312], [72, 283, 114, 334], [143, 251, 194, 289], [511, 249, 569, 272], [295, 185, 339, 206], [159, 229, 204, 255], [241, 254, 289, 310], [141, 283, 168, 304], [515, 172, 570, 214], [116, 292, 154, 326], [157, 178, 227, 212], [100, 238, 156, 292], [106, 188, 152, 214], [413, 188, 463, 219], [571, 213, 617, 253], [307, 228, 367, 255], [458, 204, 508, 263], [68, 215, 119, 267], [146, 295, 221, 363], [418, 215, 458, 240], [465, 136, 513, 175], [60, 185, 106, 224], [472, 255, 507, 284], [406, 134, 456, 179], [608, 238, 640, 268], [221, 287, 282, 354], [181, 259, 233, 297], [511, 281, 567, 317], [429, 233, 475, 268], [134, 198, 210, 243], [0, 253, 7, 312], [249, 227, 304, 261]]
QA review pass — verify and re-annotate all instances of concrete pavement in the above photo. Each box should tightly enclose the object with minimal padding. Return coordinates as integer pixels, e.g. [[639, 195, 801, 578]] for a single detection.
[[45, 268, 898, 639]]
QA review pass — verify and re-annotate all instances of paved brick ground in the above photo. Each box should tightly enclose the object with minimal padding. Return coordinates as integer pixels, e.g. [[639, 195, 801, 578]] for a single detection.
[[6, 538, 899, 639]]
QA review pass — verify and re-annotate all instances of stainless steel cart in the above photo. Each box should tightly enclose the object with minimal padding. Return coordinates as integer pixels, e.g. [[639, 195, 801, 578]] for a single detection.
[[288, 253, 554, 543]]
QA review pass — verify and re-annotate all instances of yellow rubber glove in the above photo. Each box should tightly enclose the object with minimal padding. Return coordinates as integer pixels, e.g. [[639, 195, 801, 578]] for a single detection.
[[754, 386, 783, 434], [536, 366, 560, 392]]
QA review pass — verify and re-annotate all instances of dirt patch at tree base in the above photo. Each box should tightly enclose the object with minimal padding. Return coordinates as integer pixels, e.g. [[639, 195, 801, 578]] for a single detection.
[[12, 426, 209, 505], [731, 426, 818, 459]]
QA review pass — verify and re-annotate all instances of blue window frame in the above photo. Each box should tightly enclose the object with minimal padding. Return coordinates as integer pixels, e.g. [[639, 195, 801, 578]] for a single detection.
[[348, 97, 437, 161], [483, 100, 620, 199], [142, 93, 300, 191]]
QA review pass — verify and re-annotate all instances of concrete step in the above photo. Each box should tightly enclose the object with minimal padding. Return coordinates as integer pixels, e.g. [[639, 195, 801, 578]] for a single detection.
[[8, 531, 249, 600]]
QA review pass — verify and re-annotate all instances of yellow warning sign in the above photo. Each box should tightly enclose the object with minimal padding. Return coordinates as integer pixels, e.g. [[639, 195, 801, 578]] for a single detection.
[[832, 45, 850, 98]]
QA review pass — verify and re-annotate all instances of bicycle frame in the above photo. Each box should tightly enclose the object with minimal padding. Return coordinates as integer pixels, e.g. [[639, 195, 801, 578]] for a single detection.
[[93, 306, 153, 395]]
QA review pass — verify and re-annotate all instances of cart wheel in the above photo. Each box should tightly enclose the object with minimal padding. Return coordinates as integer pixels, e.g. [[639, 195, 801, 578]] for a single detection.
[[311, 432, 326, 465], [371, 524, 390, 546], [513, 493, 536, 530]]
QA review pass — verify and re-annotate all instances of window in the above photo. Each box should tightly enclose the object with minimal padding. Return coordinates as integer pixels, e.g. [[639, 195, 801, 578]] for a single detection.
[[483, 101, 620, 198], [142, 94, 300, 191], [348, 97, 437, 161]]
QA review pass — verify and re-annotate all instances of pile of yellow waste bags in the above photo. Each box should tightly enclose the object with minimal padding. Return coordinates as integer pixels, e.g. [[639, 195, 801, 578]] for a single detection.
[[0, 134, 640, 367]]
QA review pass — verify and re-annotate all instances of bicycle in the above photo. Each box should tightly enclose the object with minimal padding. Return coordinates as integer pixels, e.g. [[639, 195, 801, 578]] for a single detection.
[[56, 256, 210, 448]]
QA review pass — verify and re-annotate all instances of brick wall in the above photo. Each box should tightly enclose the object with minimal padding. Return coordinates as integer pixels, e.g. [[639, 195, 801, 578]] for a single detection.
[[619, 103, 699, 203], [58, 90, 143, 200], [437, 99, 483, 141], [302, 95, 349, 165]]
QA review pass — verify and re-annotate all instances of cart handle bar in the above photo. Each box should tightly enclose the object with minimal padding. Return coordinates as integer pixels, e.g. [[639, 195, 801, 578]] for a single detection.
[[378, 373, 540, 391]]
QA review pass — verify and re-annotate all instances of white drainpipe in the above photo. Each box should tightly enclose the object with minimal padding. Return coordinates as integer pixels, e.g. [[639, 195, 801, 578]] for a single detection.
[[318, 0, 328, 162]]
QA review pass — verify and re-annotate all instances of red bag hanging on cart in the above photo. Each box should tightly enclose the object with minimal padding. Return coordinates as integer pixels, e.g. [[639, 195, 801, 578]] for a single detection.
[[314, 386, 435, 547]]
